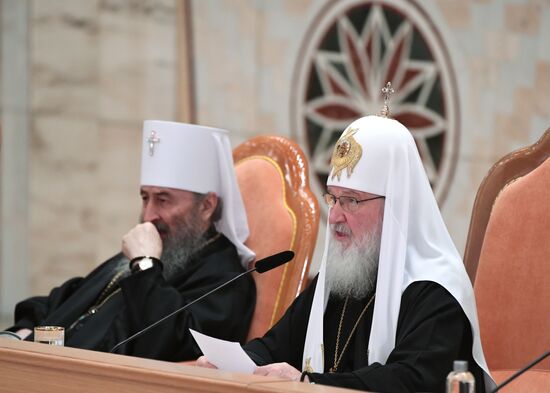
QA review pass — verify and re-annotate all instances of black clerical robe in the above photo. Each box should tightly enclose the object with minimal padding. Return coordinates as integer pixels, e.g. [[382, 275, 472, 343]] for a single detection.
[[9, 235, 255, 361], [245, 276, 485, 393]]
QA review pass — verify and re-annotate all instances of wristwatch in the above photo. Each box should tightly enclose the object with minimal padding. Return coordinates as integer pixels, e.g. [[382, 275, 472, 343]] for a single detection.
[[130, 256, 163, 273]]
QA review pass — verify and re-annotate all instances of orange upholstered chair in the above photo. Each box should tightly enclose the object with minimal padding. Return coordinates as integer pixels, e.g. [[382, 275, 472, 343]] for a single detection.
[[464, 127, 550, 392], [233, 135, 320, 341]]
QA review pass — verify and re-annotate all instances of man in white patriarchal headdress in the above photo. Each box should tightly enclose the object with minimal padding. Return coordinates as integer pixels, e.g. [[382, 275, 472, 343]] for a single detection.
[[4, 121, 256, 361], [199, 92, 495, 392]]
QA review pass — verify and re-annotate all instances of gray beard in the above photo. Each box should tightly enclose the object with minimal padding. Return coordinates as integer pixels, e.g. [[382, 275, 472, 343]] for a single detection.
[[113, 228, 205, 279], [115, 204, 210, 279], [157, 208, 208, 280], [325, 224, 381, 300]]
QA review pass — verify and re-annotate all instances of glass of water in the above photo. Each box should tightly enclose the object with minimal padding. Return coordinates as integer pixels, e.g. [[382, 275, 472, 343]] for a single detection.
[[34, 326, 64, 346]]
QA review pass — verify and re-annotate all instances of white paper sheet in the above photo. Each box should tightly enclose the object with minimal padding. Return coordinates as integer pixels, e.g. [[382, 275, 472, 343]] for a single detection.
[[190, 329, 257, 374]]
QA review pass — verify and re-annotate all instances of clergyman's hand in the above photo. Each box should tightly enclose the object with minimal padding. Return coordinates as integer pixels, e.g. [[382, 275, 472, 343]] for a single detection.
[[196, 356, 218, 369], [253, 362, 302, 381], [122, 222, 162, 260]]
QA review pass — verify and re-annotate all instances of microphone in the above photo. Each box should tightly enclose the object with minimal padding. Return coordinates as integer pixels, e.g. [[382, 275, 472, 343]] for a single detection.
[[490, 349, 550, 392], [110, 250, 295, 354], [255, 250, 294, 273]]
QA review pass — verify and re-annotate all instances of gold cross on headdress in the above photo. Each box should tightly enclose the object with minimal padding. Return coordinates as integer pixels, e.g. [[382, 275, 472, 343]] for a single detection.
[[380, 81, 394, 118], [147, 130, 160, 156]]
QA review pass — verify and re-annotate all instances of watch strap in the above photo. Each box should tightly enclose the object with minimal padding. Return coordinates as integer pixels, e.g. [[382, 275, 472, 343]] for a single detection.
[[129, 256, 163, 273]]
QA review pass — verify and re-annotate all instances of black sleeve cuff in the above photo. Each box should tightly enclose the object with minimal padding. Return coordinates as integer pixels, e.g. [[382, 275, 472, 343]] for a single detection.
[[244, 349, 269, 366], [0, 331, 22, 340]]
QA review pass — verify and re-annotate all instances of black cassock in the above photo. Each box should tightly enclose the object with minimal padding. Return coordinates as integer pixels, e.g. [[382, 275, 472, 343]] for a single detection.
[[9, 235, 255, 361], [245, 276, 486, 393]]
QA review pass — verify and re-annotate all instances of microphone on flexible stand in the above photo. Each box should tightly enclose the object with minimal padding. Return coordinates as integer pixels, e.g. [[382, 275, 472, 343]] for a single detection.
[[110, 250, 295, 354], [489, 349, 550, 392]]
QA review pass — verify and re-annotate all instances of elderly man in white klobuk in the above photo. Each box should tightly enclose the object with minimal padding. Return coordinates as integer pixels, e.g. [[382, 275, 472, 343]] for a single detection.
[[7, 121, 256, 361], [199, 97, 495, 391]]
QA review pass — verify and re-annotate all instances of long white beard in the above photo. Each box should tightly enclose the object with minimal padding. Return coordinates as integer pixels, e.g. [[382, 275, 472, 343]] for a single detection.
[[326, 223, 381, 300]]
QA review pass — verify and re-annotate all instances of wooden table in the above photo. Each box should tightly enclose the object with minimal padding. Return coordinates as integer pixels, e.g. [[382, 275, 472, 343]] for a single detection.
[[0, 339, 356, 393]]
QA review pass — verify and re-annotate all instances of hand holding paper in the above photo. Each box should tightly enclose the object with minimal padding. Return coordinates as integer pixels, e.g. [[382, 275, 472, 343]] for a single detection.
[[190, 329, 257, 373]]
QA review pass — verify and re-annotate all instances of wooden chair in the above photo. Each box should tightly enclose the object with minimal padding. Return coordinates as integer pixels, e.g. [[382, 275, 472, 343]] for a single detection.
[[463, 127, 550, 391], [233, 135, 320, 341]]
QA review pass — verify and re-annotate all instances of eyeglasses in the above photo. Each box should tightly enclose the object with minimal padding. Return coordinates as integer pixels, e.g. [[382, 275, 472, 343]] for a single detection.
[[323, 192, 384, 213]]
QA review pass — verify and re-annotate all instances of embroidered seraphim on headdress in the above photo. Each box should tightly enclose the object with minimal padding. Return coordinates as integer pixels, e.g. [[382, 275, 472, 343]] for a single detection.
[[330, 127, 363, 181]]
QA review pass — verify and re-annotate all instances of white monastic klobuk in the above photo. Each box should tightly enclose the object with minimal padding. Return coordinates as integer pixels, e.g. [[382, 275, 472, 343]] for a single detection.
[[140, 120, 255, 267], [302, 115, 495, 392]]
